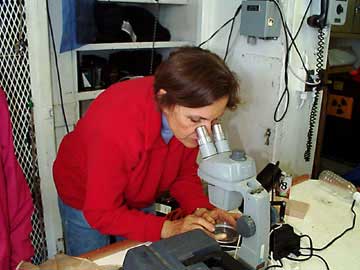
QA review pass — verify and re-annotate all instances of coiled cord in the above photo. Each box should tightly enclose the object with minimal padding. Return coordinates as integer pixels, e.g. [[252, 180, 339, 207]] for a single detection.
[[315, 28, 325, 73], [304, 90, 320, 161], [304, 27, 325, 162]]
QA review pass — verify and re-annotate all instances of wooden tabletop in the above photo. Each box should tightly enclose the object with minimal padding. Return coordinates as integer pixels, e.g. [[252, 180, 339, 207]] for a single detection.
[[80, 239, 140, 261]]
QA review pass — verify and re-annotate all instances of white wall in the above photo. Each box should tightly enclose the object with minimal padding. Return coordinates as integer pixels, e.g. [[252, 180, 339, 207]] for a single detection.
[[201, 0, 329, 176], [48, 0, 77, 148], [25, 0, 63, 257]]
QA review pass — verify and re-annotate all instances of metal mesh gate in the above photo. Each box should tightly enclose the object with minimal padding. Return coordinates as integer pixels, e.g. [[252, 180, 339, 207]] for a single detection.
[[0, 0, 47, 264]]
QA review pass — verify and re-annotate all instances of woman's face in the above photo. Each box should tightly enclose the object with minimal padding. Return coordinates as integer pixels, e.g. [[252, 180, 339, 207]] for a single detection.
[[162, 95, 229, 148]]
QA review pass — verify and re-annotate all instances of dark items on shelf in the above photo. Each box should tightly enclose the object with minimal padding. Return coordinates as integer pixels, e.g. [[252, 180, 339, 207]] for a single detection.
[[78, 50, 163, 91], [61, 0, 171, 52], [78, 55, 107, 91], [95, 3, 171, 43], [107, 50, 162, 82]]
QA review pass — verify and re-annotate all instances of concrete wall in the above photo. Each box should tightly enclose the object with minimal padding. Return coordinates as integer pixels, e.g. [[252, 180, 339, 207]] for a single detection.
[[201, 0, 329, 176]]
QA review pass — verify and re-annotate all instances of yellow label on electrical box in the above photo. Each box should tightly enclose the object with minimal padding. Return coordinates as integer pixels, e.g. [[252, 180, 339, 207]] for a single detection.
[[333, 81, 344, 91]]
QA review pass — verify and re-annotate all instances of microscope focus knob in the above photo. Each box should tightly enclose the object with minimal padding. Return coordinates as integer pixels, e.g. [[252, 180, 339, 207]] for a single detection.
[[230, 150, 246, 161], [236, 215, 256, 238]]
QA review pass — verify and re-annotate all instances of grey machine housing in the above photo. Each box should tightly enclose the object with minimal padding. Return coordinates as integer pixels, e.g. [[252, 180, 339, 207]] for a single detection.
[[240, 0, 281, 39], [198, 150, 270, 270]]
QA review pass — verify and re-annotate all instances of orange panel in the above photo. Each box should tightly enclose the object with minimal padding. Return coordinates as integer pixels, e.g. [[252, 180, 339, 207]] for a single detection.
[[326, 94, 353, 120]]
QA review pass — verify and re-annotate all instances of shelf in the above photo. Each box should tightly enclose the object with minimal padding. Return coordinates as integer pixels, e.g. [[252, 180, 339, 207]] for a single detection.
[[77, 89, 105, 101], [97, 0, 188, 4], [327, 65, 354, 75], [331, 32, 360, 39], [76, 41, 192, 52]]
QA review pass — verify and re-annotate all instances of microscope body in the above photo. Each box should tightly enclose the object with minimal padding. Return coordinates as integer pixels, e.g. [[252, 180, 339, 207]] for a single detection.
[[196, 125, 270, 270]]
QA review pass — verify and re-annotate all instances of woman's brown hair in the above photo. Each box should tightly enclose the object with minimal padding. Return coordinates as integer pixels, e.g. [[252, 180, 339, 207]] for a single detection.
[[154, 47, 239, 110]]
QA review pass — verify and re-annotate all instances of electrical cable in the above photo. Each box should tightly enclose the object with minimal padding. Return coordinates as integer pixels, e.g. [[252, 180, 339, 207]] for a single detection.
[[223, 13, 236, 62], [299, 234, 313, 254], [264, 258, 283, 270], [286, 29, 310, 76], [198, 4, 241, 49], [310, 254, 330, 270], [233, 235, 242, 259], [303, 88, 320, 161], [303, 200, 356, 251], [269, 223, 283, 236], [304, 26, 326, 161], [46, 0, 69, 133], [272, 0, 313, 75], [288, 0, 313, 52], [224, 5, 242, 61], [288, 64, 320, 85], [272, 0, 290, 122], [272, 0, 314, 122], [268, 198, 356, 269], [298, 252, 330, 270], [287, 252, 330, 270], [285, 234, 329, 270], [290, 200, 356, 269], [198, 18, 234, 48], [149, 0, 160, 75], [281, 0, 313, 77], [286, 254, 330, 270]]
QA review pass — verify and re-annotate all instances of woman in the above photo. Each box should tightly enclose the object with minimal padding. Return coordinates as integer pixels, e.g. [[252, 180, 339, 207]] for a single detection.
[[53, 47, 240, 256]]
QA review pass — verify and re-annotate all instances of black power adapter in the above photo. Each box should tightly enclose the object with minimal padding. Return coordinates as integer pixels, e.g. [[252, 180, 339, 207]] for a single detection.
[[270, 224, 301, 260]]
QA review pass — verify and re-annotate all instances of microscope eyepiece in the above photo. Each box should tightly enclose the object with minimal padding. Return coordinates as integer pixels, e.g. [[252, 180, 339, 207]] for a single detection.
[[212, 123, 226, 141], [212, 123, 230, 153], [195, 126, 217, 159], [196, 126, 213, 146]]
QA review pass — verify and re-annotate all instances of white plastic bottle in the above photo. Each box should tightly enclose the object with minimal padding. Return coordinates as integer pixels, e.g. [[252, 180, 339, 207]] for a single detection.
[[318, 170, 358, 202]]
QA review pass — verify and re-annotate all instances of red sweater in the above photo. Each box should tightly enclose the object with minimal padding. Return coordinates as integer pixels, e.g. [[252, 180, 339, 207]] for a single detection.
[[53, 76, 213, 242]]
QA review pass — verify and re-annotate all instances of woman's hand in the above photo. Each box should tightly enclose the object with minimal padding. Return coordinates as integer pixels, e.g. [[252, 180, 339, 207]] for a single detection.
[[193, 208, 241, 227], [161, 208, 242, 240], [161, 214, 215, 239]]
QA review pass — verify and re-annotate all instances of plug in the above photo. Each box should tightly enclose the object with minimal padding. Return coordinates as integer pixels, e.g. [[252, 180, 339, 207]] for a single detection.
[[270, 224, 301, 260], [353, 192, 360, 204], [305, 70, 316, 91]]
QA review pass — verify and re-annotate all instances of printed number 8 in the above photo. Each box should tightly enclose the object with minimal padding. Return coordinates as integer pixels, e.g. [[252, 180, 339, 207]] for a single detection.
[[280, 181, 288, 190]]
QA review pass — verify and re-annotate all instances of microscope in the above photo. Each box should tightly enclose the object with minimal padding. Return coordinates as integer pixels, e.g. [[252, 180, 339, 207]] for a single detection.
[[196, 124, 270, 270]]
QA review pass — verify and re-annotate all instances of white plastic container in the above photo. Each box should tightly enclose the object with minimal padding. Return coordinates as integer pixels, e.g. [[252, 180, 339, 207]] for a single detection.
[[318, 170, 357, 202]]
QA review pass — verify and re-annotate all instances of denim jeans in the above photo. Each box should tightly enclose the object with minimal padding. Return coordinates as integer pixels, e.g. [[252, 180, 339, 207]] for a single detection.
[[58, 199, 155, 256]]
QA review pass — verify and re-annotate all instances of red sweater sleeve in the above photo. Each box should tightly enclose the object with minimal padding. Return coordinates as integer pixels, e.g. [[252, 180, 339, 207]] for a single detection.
[[170, 148, 214, 214], [82, 132, 166, 242], [0, 89, 34, 269], [8, 164, 34, 270]]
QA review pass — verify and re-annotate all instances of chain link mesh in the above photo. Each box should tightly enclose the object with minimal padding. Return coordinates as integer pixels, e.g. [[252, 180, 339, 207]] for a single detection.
[[0, 0, 48, 264]]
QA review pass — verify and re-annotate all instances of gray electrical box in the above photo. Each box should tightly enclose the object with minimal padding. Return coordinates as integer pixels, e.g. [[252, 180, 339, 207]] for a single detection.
[[327, 0, 348, 26], [240, 0, 281, 39]]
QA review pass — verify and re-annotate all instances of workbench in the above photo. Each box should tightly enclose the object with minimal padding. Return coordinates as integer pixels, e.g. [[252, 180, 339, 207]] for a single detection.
[[81, 180, 360, 270]]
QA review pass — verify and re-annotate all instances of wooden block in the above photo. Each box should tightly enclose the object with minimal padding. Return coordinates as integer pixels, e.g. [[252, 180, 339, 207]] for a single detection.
[[285, 199, 310, 219]]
